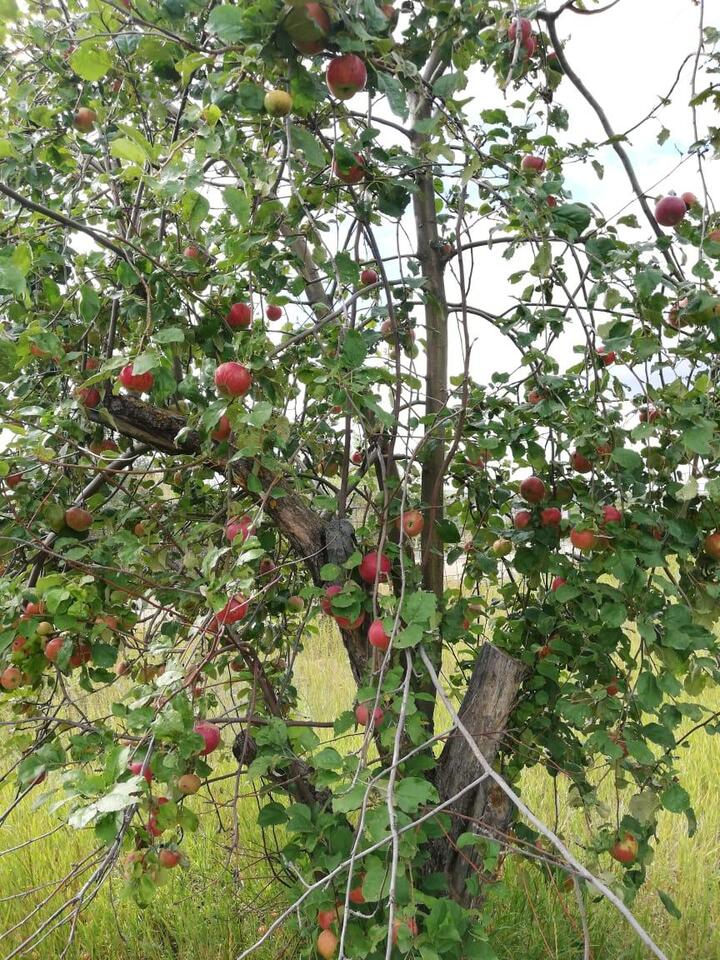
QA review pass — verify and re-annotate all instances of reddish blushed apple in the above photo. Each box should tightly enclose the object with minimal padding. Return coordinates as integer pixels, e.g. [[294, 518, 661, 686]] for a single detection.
[[77, 385, 101, 408], [266, 304, 283, 321], [360, 268, 379, 286], [73, 107, 96, 132], [332, 153, 365, 185], [194, 720, 221, 756], [0, 666, 22, 690], [214, 361, 252, 398], [521, 155, 545, 174], [520, 476, 546, 503], [610, 833, 638, 865], [317, 930, 338, 960], [65, 506, 93, 532], [550, 576, 567, 592], [159, 848, 181, 869], [508, 16, 532, 43], [514, 510, 533, 530], [703, 532, 720, 560], [285, 3, 331, 55], [655, 195, 686, 227], [129, 760, 153, 783], [355, 702, 384, 726], [602, 505, 622, 524], [540, 507, 561, 527], [570, 528, 595, 551], [119, 364, 154, 393], [400, 509, 424, 537], [368, 619, 389, 651], [358, 550, 391, 583], [226, 302, 252, 329], [326, 54, 367, 100], [211, 414, 231, 442], [570, 451, 592, 474]]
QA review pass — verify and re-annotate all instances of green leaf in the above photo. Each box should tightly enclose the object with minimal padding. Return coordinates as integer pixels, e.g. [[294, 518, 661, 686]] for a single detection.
[[247, 401, 273, 427], [611, 448, 644, 471], [223, 186, 250, 224], [661, 783, 690, 813], [110, 137, 148, 166], [341, 330, 367, 370], [70, 43, 112, 81], [376, 72, 408, 120], [154, 327, 185, 344], [257, 802, 287, 827], [394, 776, 437, 813], [658, 890, 682, 919], [206, 6, 247, 43], [289, 124, 326, 168], [682, 422, 714, 455], [181, 191, 210, 232], [402, 591, 436, 625], [79, 285, 100, 323]]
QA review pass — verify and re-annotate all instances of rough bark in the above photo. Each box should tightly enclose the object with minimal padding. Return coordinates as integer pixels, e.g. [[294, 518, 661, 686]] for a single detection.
[[432, 643, 527, 905]]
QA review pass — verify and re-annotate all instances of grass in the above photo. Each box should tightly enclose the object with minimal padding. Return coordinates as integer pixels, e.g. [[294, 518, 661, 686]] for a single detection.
[[1, 623, 719, 960]]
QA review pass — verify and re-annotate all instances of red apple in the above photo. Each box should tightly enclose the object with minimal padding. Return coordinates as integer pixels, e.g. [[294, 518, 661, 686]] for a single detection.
[[25, 601, 45, 617], [602, 505, 622, 524], [44, 636, 64, 662], [597, 347, 615, 366], [287, 595, 305, 612], [522, 34, 537, 57], [321, 585, 342, 615], [655, 195, 686, 227], [214, 595, 249, 627], [355, 702, 384, 726], [360, 268, 379, 286], [508, 16, 532, 43], [570, 451, 592, 474], [159, 848, 181, 869], [400, 510, 424, 538], [6, 472, 22, 489], [514, 510, 533, 530], [570, 528, 595, 551], [610, 833, 638, 865], [119, 363, 154, 393], [392, 918, 419, 945], [520, 476, 546, 503], [214, 361, 252, 398], [69, 642, 91, 668], [317, 930, 338, 960], [332, 153, 365, 185], [326, 54, 367, 100], [546, 196, 558, 208], [211, 414, 231, 442], [318, 909, 337, 930], [639, 405, 660, 424], [351, 450, 363, 465], [77, 385, 101, 408], [703, 532, 720, 559], [521, 155, 545, 174], [285, 3, 331, 55], [527, 388, 543, 404], [183, 243, 206, 262], [226, 515, 253, 543], [129, 760, 153, 783], [358, 550, 391, 583], [368, 619, 389, 651], [0, 666, 22, 691], [73, 107, 97, 132], [348, 885, 365, 904], [266, 304, 283, 321], [606, 678, 620, 697], [681, 191, 698, 209], [550, 577, 567, 592], [194, 720, 221, 755], [540, 507, 561, 527], [226, 302, 252, 329], [596, 442, 613, 458], [65, 506, 93, 532]]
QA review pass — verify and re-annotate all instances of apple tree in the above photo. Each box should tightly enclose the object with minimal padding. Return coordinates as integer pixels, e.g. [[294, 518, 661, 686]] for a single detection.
[[0, 1, 719, 958]]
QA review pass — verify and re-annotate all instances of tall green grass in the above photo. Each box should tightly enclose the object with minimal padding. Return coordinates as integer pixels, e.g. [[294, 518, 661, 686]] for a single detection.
[[1, 623, 718, 959]]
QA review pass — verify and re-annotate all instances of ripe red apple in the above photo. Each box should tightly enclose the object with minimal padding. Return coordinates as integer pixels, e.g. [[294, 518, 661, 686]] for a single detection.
[[358, 550, 391, 583], [321, 585, 342, 615], [183, 243, 206, 262], [514, 510, 533, 530], [326, 54, 367, 100], [522, 35, 537, 57], [25, 601, 45, 617], [355, 702, 384, 726], [520, 476, 546, 503], [129, 760, 153, 783], [69, 642, 91, 668], [703, 532, 720, 559], [264, 89, 293, 117], [400, 510, 424, 538], [211, 414, 232, 442], [73, 107, 97, 132], [508, 16, 532, 43], [77, 385, 101, 408], [266, 304, 283, 321], [351, 450, 363, 465], [194, 720, 221, 756], [177, 773, 201, 795], [287, 595, 305, 612], [546, 196, 558, 208], [348, 885, 365, 904], [380, 3, 398, 28], [360, 268, 379, 286], [610, 833, 638, 865], [602, 505, 622, 524], [521, 155, 545, 174], [570, 451, 592, 474], [606, 678, 620, 697], [368, 619, 389, 651], [332, 153, 365, 185], [392, 918, 419, 945], [527, 388, 542, 404], [6, 472, 22, 489], [655, 195, 686, 227], [638, 405, 660, 424], [570, 528, 595, 551], [0, 666, 22, 690], [595, 442, 613, 458], [285, 3, 331, 55], [597, 347, 615, 366], [214, 595, 249, 627], [681, 191, 698, 209], [540, 507, 561, 527], [43, 636, 64, 663], [226, 515, 253, 543], [119, 363, 154, 393], [317, 929, 338, 960], [159, 848, 181, 868], [65, 506, 93, 532], [550, 576, 567, 592], [318, 909, 337, 930], [214, 361, 252, 398], [226, 302, 252, 329], [538, 644, 551, 659], [491, 538, 512, 558]]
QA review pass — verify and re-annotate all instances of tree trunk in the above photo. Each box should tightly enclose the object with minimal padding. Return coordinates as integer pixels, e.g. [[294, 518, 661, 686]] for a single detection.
[[432, 643, 526, 905]]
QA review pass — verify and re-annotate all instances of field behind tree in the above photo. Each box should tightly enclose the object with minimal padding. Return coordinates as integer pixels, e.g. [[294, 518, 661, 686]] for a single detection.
[[1, 621, 719, 960]]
